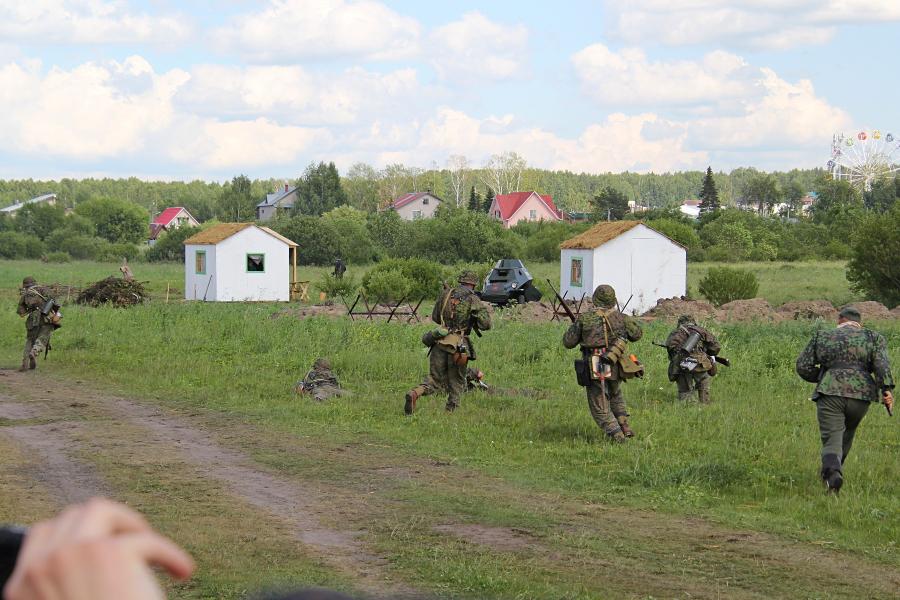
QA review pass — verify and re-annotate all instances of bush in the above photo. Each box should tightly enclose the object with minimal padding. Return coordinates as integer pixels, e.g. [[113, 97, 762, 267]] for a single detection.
[[0, 231, 27, 258], [362, 258, 448, 300], [46, 251, 71, 263], [314, 272, 359, 300], [846, 205, 900, 307], [698, 267, 759, 306], [146, 226, 200, 262], [98, 242, 141, 262], [269, 215, 341, 265], [57, 234, 106, 260], [362, 268, 411, 302], [75, 197, 148, 244]]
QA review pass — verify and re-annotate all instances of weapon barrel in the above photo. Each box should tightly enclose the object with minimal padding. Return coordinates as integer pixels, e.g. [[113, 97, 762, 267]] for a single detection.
[[545, 279, 577, 322]]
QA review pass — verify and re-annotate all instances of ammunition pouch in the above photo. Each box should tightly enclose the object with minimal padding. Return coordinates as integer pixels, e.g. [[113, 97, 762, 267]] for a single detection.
[[603, 338, 627, 365], [421, 328, 448, 347], [619, 353, 643, 380], [452, 351, 469, 367], [436, 331, 462, 351], [574, 359, 591, 387]]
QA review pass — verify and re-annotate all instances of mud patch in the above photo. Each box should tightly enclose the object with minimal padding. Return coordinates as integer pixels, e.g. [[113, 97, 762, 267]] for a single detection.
[[717, 298, 781, 322], [433, 524, 538, 551], [0, 401, 42, 420], [272, 304, 347, 320]]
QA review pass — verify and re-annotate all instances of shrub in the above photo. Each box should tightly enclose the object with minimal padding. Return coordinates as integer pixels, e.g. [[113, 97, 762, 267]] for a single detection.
[[846, 205, 900, 307], [0, 231, 27, 258], [269, 215, 341, 265], [362, 258, 448, 300], [314, 272, 359, 301], [362, 268, 411, 302], [57, 234, 105, 260], [98, 242, 141, 262], [74, 197, 148, 244], [46, 251, 71, 263], [698, 267, 759, 306], [146, 226, 200, 262]]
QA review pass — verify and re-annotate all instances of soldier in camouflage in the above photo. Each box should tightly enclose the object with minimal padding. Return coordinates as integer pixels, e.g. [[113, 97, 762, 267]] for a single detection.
[[563, 284, 642, 442], [295, 358, 346, 402], [665, 315, 722, 403], [405, 271, 492, 414], [16, 277, 59, 372], [796, 306, 894, 494]]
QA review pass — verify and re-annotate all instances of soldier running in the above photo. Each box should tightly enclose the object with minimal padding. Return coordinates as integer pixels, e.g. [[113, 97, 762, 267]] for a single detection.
[[16, 277, 61, 372]]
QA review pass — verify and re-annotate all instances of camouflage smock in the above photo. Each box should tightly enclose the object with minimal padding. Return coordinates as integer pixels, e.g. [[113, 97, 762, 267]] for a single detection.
[[16, 286, 48, 330], [665, 323, 721, 372], [796, 324, 894, 402], [562, 308, 642, 350], [432, 286, 491, 333]]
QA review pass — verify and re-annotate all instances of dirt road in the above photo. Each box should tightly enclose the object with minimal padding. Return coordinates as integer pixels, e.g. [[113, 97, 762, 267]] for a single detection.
[[1, 369, 897, 599]]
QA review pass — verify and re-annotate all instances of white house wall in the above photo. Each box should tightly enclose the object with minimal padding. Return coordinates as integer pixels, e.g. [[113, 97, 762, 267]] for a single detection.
[[215, 228, 290, 301], [395, 195, 440, 220], [185, 244, 216, 301]]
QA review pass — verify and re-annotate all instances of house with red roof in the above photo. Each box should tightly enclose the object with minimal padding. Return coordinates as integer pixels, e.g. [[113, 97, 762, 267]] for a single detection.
[[149, 207, 200, 244], [489, 191, 563, 228], [388, 192, 442, 220]]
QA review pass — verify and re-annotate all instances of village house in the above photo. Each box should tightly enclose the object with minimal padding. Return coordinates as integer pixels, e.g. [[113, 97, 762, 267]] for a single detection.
[[148, 207, 199, 244], [559, 221, 686, 315], [679, 199, 700, 218], [388, 192, 442, 220], [183, 223, 299, 302], [0, 193, 58, 215], [489, 191, 563, 228], [256, 184, 299, 222]]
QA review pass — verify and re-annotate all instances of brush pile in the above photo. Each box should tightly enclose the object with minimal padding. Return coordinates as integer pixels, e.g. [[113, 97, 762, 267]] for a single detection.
[[37, 284, 82, 305], [76, 277, 148, 307]]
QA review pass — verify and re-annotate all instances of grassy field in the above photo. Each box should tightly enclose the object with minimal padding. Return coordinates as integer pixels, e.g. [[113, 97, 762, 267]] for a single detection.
[[0, 259, 896, 598]]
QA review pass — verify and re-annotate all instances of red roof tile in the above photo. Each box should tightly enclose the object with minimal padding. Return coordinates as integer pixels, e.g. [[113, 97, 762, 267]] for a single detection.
[[494, 192, 562, 221], [153, 207, 188, 226], [390, 192, 440, 210]]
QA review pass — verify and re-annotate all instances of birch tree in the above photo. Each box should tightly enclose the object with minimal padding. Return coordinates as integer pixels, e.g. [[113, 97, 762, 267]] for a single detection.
[[480, 151, 527, 195], [447, 154, 470, 207]]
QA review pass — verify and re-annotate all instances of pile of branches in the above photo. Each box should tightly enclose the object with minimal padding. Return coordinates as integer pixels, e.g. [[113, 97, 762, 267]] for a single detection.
[[39, 284, 81, 305], [76, 277, 148, 308]]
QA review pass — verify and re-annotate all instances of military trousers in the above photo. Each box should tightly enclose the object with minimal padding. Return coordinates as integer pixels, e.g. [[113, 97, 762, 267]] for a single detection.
[[816, 394, 870, 465], [586, 378, 627, 437], [22, 324, 53, 365], [676, 371, 711, 403], [410, 347, 467, 410]]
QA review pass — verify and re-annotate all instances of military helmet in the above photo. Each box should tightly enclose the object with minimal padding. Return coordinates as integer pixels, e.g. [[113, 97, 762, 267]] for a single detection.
[[313, 357, 332, 371], [22, 276, 36, 288], [838, 306, 862, 322], [458, 270, 479, 286], [677, 314, 695, 326], [592, 284, 617, 308]]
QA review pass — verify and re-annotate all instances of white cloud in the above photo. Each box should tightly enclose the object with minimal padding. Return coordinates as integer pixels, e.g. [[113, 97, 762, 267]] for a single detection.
[[572, 44, 756, 106], [608, 0, 900, 50], [211, 0, 421, 62], [0, 0, 190, 44], [429, 11, 529, 82]]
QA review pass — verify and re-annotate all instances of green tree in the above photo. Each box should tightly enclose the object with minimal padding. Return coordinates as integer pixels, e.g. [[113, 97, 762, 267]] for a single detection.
[[863, 176, 899, 213], [14, 202, 66, 240], [467, 185, 481, 211], [343, 163, 380, 212], [846, 205, 900, 307], [74, 197, 148, 244], [482, 188, 495, 214], [269, 215, 341, 265], [698, 167, 720, 214], [321, 205, 378, 263], [784, 180, 807, 217], [742, 173, 781, 215], [296, 162, 347, 216], [591, 186, 629, 221], [810, 177, 863, 229], [216, 174, 255, 222], [145, 226, 201, 262]]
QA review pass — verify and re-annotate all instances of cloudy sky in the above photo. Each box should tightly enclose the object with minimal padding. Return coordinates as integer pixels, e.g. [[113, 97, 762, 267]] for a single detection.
[[0, 0, 897, 180]]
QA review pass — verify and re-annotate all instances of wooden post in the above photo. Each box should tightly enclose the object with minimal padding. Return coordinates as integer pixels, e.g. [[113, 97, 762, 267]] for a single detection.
[[291, 246, 298, 302], [165, 283, 170, 304]]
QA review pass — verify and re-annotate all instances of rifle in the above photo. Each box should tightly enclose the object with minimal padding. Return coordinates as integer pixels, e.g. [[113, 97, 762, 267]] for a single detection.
[[546, 278, 577, 323], [651, 341, 730, 367]]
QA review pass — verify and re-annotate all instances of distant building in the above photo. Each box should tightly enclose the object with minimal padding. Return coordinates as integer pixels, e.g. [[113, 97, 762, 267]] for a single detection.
[[559, 221, 686, 315], [149, 207, 199, 245], [183, 223, 299, 302], [256, 184, 299, 222], [801, 192, 817, 215], [489, 191, 563, 228], [0, 193, 58, 215], [388, 192, 442, 220], [679, 199, 700, 219]]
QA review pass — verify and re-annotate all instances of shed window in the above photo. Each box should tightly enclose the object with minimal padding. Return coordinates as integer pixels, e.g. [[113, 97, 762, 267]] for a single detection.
[[195, 250, 206, 275], [246, 253, 265, 272], [570, 258, 583, 287]]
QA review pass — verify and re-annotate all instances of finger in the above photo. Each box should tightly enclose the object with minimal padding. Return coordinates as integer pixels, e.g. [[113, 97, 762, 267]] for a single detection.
[[119, 532, 196, 580], [68, 498, 153, 540]]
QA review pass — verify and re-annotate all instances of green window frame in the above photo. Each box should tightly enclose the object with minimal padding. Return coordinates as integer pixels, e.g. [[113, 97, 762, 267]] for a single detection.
[[570, 257, 583, 287], [195, 250, 206, 275], [246, 253, 265, 273]]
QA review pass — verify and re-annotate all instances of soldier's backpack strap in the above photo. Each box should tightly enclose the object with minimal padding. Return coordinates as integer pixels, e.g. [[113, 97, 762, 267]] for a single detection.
[[594, 307, 613, 348]]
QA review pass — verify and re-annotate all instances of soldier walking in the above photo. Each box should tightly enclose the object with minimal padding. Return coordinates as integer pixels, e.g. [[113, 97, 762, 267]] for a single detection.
[[16, 277, 60, 372], [563, 284, 642, 442], [664, 315, 722, 403], [795, 306, 894, 494], [405, 271, 491, 414]]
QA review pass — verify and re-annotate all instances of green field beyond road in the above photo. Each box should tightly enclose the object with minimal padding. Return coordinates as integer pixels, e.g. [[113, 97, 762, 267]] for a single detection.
[[0, 259, 895, 598]]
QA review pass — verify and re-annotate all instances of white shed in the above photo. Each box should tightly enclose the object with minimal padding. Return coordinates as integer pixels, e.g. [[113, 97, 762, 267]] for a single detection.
[[184, 223, 299, 302], [559, 221, 686, 315]]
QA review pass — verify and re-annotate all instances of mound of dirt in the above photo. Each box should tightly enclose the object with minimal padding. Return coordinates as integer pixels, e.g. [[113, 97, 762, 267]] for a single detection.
[[844, 301, 892, 320], [776, 301, 838, 321], [717, 298, 781, 322], [76, 277, 147, 307], [892, 306, 900, 318], [644, 297, 717, 320]]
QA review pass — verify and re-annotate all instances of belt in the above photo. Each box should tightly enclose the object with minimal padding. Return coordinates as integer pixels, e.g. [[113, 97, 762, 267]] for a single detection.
[[827, 361, 867, 372]]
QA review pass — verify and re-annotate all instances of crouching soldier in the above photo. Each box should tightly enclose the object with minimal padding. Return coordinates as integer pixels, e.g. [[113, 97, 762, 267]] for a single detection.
[[563, 284, 643, 442], [405, 271, 492, 414], [16, 277, 61, 372], [665, 315, 721, 403], [294, 358, 347, 401]]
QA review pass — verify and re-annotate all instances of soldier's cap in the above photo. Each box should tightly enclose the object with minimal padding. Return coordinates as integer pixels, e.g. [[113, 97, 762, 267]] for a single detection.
[[313, 357, 332, 370], [592, 284, 617, 308], [677, 314, 695, 325], [838, 306, 862, 322], [22, 276, 36, 288], [458, 270, 479, 286]]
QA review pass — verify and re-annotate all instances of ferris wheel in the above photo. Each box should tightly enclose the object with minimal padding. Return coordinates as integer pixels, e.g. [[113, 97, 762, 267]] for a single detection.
[[827, 130, 900, 192]]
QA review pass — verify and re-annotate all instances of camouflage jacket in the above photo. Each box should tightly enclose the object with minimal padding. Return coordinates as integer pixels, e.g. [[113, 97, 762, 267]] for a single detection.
[[297, 367, 340, 393], [796, 323, 894, 402], [563, 308, 642, 351], [665, 324, 721, 372], [17, 286, 47, 329], [432, 286, 492, 333]]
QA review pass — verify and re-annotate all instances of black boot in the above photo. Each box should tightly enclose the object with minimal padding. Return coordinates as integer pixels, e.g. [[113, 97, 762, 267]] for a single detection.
[[821, 453, 843, 494]]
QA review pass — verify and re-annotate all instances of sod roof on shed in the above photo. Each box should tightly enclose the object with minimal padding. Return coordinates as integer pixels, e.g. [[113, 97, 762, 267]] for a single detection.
[[183, 223, 297, 246], [559, 221, 640, 249]]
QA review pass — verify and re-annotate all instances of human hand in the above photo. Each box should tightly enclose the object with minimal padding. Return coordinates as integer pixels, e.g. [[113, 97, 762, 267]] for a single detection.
[[4, 498, 195, 600], [884, 390, 894, 416]]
